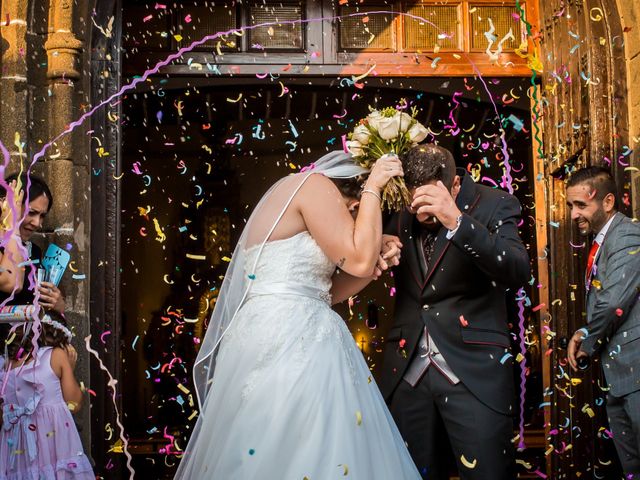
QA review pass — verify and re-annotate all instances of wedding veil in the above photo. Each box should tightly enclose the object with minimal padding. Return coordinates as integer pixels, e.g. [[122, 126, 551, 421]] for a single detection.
[[192, 150, 369, 410]]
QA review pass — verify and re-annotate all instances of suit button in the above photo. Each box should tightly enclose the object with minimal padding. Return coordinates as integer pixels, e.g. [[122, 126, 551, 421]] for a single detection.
[[423, 304, 430, 310]]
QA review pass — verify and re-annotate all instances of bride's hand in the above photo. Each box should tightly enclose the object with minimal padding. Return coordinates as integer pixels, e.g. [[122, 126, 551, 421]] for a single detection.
[[373, 235, 403, 278], [381, 235, 402, 266], [364, 154, 404, 192]]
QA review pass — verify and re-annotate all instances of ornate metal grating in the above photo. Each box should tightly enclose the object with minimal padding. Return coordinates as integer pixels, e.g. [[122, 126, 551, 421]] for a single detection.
[[470, 5, 522, 50], [404, 4, 461, 51], [249, 2, 304, 50], [339, 7, 395, 51], [178, 5, 239, 51]]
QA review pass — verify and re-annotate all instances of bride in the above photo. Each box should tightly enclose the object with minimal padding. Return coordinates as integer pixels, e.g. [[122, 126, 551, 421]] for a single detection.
[[174, 150, 421, 479]]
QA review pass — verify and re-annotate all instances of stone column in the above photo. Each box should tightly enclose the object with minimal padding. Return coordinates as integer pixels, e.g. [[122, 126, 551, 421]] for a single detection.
[[40, 0, 92, 450]]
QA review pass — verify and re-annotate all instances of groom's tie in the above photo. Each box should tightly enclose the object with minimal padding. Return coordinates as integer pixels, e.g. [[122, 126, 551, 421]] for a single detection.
[[421, 229, 437, 274]]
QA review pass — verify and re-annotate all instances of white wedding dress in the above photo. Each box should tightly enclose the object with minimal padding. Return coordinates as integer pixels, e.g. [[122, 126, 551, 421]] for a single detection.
[[175, 230, 421, 479]]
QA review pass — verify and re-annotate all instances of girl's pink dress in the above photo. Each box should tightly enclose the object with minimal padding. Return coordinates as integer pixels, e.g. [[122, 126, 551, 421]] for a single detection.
[[0, 346, 94, 479]]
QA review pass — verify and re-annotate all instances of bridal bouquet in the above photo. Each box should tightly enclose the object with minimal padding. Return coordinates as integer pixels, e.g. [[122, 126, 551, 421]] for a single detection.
[[346, 105, 429, 211]]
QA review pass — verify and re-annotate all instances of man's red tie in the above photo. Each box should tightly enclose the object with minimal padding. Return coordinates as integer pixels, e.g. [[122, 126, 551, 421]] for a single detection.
[[585, 240, 600, 286]]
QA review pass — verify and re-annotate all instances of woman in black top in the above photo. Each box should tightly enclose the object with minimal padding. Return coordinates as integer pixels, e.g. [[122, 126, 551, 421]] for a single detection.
[[0, 173, 64, 312]]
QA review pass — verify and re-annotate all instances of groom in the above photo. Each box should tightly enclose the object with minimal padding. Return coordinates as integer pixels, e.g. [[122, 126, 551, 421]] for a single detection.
[[380, 144, 530, 479]]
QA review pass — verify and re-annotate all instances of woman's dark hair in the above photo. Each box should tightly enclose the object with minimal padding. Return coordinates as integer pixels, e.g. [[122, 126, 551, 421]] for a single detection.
[[1, 173, 53, 212], [6, 311, 70, 361], [331, 175, 367, 199]]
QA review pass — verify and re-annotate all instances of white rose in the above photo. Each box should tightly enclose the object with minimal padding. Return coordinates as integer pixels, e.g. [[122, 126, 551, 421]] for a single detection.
[[366, 111, 384, 131], [377, 115, 402, 140], [352, 124, 371, 145], [407, 122, 429, 143], [396, 112, 413, 132], [346, 140, 364, 157]]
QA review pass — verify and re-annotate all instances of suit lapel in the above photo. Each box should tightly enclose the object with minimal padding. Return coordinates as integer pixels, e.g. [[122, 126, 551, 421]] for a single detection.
[[587, 212, 626, 300], [398, 212, 424, 289], [420, 172, 481, 292]]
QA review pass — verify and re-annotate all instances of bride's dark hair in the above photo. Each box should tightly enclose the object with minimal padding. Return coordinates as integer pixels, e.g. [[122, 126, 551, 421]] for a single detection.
[[331, 175, 368, 199]]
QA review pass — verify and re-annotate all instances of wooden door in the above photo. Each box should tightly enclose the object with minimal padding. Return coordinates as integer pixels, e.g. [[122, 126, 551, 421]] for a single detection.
[[536, 0, 630, 475]]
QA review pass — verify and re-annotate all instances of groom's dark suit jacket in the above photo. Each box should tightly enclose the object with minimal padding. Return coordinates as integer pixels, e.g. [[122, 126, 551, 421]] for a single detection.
[[380, 172, 530, 415]]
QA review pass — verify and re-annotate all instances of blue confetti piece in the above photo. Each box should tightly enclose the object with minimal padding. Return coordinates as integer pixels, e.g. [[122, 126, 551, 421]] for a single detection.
[[500, 352, 513, 364], [18, 259, 39, 267]]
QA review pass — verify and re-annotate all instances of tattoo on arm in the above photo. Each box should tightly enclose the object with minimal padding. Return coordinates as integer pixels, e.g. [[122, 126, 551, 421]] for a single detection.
[[337, 257, 346, 269]]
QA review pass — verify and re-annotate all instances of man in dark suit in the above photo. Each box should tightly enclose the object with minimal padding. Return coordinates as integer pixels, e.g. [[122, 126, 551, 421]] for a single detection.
[[566, 166, 640, 477], [380, 144, 530, 479]]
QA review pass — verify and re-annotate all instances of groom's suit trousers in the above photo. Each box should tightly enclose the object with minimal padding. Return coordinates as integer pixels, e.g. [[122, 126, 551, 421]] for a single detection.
[[389, 366, 515, 480]]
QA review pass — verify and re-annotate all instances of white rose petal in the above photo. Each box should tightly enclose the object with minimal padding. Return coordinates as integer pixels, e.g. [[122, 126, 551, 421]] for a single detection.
[[396, 112, 413, 132], [352, 124, 371, 145], [366, 111, 384, 131], [377, 116, 402, 140], [346, 140, 364, 157], [408, 122, 429, 143]]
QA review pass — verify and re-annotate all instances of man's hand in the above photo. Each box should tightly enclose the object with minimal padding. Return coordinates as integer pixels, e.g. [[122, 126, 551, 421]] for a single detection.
[[373, 235, 403, 279], [38, 281, 65, 313], [411, 181, 462, 230], [567, 330, 589, 371]]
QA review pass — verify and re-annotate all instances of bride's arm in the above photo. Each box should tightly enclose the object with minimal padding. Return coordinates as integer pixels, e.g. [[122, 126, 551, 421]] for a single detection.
[[299, 156, 403, 278], [330, 236, 403, 303]]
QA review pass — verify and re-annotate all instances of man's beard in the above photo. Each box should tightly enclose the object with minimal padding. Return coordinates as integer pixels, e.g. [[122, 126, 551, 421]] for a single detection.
[[577, 209, 608, 236]]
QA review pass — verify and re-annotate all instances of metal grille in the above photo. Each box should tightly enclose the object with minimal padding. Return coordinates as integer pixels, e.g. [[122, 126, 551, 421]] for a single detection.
[[339, 7, 395, 51], [249, 3, 304, 50], [470, 5, 522, 50], [178, 5, 238, 51], [404, 4, 461, 51]]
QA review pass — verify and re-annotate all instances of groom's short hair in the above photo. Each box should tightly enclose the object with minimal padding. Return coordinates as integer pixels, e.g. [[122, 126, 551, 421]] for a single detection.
[[401, 144, 456, 190]]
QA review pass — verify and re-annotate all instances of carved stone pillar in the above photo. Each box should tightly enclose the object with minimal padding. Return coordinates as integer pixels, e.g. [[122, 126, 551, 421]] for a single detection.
[[40, 0, 92, 451], [0, 0, 29, 166]]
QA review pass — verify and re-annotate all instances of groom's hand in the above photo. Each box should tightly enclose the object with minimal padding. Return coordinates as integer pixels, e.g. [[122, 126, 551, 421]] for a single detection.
[[376, 235, 402, 272], [411, 181, 461, 230]]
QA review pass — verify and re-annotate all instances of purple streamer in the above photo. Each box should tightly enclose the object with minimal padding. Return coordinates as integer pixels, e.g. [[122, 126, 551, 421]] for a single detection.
[[516, 287, 528, 450]]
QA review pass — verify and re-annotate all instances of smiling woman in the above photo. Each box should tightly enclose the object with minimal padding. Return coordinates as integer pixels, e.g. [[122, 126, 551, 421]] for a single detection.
[[0, 174, 65, 313]]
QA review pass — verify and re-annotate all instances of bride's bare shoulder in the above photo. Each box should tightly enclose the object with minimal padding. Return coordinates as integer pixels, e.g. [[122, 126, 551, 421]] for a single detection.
[[299, 173, 340, 198]]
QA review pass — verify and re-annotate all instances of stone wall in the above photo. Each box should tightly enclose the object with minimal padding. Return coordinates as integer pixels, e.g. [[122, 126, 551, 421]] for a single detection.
[[0, 0, 93, 449]]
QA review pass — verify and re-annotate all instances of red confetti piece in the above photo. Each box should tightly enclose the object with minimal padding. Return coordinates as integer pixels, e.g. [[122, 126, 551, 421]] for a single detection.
[[532, 303, 546, 312], [615, 308, 623, 316], [459, 315, 469, 327]]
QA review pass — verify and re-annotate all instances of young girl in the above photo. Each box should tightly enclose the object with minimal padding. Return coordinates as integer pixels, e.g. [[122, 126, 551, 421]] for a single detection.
[[0, 311, 94, 479]]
